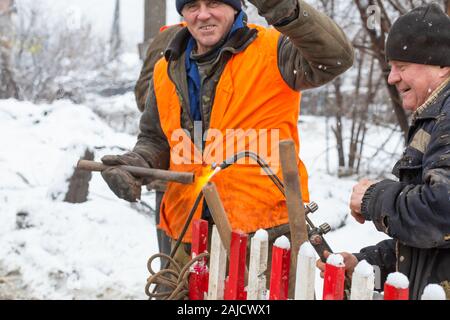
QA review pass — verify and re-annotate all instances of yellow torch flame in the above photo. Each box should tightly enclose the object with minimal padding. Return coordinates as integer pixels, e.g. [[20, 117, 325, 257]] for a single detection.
[[195, 166, 222, 193]]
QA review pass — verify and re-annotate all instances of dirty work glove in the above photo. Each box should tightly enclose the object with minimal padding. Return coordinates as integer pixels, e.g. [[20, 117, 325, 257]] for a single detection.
[[247, 0, 299, 26], [101, 152, 150, 202]]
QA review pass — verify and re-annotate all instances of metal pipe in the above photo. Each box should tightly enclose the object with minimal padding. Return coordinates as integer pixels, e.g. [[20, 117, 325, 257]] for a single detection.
[[77, 160, 194, 185]]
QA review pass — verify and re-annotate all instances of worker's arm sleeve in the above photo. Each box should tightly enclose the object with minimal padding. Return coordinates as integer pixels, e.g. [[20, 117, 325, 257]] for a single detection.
[[275, 0, 354, 91], [133, 81, 170, 170], [135, 26, 181, 112], [361, 111, 450, 249]]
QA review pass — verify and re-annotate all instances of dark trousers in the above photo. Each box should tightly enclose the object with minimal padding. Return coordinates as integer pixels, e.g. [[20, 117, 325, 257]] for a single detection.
[[155, 191, 171, 256]]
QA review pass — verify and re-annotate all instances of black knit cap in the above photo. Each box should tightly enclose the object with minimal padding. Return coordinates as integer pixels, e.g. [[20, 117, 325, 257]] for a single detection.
[[386, 2, 450, 66], [176, 0, 242, 15]]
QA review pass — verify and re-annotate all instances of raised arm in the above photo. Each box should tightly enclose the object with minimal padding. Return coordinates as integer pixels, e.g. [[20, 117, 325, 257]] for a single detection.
[[248, 0, 354, 90]]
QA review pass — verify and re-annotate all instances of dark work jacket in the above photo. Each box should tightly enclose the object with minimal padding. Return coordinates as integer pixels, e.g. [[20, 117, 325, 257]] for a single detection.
[[355, 80, 450, 300]]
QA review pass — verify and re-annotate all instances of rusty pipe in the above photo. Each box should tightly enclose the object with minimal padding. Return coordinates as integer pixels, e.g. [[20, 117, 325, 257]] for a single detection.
[[77, 160, 194, 185]]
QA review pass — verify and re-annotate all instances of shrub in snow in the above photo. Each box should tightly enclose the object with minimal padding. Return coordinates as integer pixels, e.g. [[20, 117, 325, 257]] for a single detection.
[[8, 2, 141, 104]]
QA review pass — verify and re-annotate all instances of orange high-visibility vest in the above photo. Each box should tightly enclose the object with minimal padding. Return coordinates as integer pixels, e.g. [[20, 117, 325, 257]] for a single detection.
[[153, 25, 309, 243]]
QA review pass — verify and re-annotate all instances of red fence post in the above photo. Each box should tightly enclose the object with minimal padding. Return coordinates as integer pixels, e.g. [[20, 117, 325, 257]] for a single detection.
[[322, 254, 346, 300], [269, 236, 291, 300], [189, 219, 209, 300], [384, 272, 409, 300], [224, 230, 248, 300]]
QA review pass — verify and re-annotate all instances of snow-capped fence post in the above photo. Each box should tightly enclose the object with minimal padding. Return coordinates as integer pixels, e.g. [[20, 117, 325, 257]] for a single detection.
[[350, 260, 375, 300], [323, 254, 346, 300], [384, 272, 409, 300], [421, 284, 447, 300], [269, 236, 291, 300], [207, 226, 227, 300], [224, 230, 248, 300], [295, 242, 316, 300], [189, 219, 209, 300], [247, 229, 269, 300]]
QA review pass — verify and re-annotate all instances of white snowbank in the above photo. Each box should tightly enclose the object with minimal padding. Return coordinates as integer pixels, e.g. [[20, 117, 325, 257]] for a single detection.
[[421, 284, 446, 300], [386, 272, 409, 289], [326, 254, 345, 267], [353, 260, 374, 277], [274, 236, 291, 250], [0, 98, 157, 299], [298, 242, 316, 258]]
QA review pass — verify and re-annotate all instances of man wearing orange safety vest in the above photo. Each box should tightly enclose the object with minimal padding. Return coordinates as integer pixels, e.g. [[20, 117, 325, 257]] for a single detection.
[[101, 0, 353, 278]]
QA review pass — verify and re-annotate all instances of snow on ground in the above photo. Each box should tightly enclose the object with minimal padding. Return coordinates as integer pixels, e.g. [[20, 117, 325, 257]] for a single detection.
[[0, 98, 400, 300], [0, 99, 157, 299]]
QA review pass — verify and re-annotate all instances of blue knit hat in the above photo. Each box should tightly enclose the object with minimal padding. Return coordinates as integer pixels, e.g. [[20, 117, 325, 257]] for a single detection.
[[176, 0, 242, 15]]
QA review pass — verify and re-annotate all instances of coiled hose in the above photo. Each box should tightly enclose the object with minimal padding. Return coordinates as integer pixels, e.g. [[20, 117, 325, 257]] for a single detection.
[[145, 152, 285, 299]]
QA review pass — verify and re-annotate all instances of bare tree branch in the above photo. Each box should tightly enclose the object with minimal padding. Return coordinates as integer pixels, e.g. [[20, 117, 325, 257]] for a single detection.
[[353, 0, 409, 138]]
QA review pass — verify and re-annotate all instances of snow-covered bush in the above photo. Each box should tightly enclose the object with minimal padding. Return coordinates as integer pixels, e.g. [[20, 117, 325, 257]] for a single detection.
[[9, 1, 140, 104]]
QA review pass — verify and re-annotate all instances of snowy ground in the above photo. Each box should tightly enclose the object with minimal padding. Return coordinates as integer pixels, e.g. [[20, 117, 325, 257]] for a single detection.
[[0, 98, 157, 299], [0, 96, 400, 300]]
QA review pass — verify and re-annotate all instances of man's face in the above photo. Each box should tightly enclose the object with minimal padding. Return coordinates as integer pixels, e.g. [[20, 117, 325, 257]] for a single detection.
[[182, 0, 236, 55], [388, 61, 445, 111]]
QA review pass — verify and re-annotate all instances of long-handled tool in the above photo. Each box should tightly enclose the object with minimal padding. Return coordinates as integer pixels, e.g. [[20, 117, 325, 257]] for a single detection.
[[76, 160, 195, 185], [279, 140, 308, 299]]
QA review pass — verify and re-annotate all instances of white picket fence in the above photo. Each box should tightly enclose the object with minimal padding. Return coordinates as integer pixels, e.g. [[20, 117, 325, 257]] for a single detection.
[[189, 223, 446, 301]]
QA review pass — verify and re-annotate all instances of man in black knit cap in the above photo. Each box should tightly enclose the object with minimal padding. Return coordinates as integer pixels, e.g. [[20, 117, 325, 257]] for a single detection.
[[318, 2, 450, 300]]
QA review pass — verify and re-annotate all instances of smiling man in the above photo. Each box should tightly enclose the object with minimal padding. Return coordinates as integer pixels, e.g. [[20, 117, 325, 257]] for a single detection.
[[101, 0, 354, 296], [318, 3, 450, 300], [181, 0, 237, 54]]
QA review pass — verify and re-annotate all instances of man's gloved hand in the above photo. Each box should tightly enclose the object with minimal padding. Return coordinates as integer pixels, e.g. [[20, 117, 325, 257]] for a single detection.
[[247, 0, 298, 26], [101, 152, 150, 202]]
